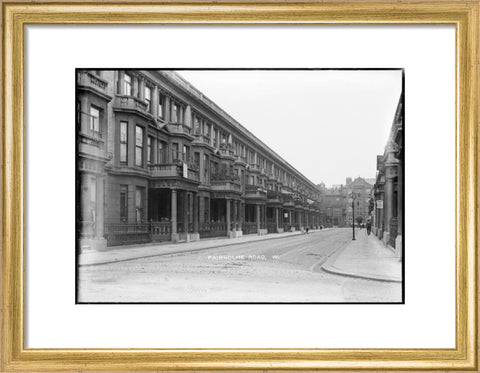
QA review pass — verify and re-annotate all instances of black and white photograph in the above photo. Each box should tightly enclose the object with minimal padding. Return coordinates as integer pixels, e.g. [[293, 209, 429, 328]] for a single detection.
[[76, 69, 404, 303]]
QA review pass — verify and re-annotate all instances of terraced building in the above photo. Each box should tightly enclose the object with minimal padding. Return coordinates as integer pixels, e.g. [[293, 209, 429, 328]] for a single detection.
[[77, 70, 322, 250]]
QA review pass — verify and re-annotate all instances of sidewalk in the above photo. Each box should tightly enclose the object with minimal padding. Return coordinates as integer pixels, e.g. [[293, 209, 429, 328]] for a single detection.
[[321, 230, 402, 282], [79, 229, 322, 267]]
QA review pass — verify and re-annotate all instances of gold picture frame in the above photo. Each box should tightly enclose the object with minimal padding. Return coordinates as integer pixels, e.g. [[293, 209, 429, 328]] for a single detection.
[[1, 1, 478, 371]]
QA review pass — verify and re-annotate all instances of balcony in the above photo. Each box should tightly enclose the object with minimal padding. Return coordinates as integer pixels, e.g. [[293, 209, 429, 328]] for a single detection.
[[171, 151, 199, 171], [211, 180, 242, 194], [245, 184, 267, 199], [148, 163, 199, 182], [267, 173, 276, 182], [267, 190, 282, 199], [167, 122, 193, 138], [282, 193, 295, 207], [193, 133, 211, 146], [211, 170, 240, 183], [267, 190, 283, 205], [219, 143, 235, 159], [235, 155, 247, 165], [113, 95, 151, 118], [248, 163, 261, 173], [149, 164, 178, 178], [77, 70, 111, 100]]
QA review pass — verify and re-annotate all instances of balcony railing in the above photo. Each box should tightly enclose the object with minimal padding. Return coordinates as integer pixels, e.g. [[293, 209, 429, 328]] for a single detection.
[[211, 171, 240, 182], [77, 70, 109, 94], [167, 122, 192, 136], [114, 95, 150, 115], [199, 222, 228, 238], [148, 163, 200, 182], [267, 190, 282, 200], [187, 169, 200, 182], [245, 184, 265, 192], [243, 222, 258, 235], [248, 163, 261, 172], [148, 164, 178, 178], [219, 143, 235, 158], [235, 155, 247, 163], [211, 180, 241, 193], [245, 184, 267, 199], [193, 133, 211, 145], [170, 151, 199, 171], [150, 221, 172, 242]]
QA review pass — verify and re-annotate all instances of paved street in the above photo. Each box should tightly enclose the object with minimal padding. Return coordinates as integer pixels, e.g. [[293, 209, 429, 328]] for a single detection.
[[78, 228, 402, 303]]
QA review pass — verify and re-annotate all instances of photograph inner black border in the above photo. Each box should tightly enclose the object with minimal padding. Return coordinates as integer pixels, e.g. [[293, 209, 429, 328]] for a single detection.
[[75, 68, 405, 305]]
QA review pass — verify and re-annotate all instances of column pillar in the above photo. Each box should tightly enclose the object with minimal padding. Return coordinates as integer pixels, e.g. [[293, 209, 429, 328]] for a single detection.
[[80, 97, 89, 133], [240, 202, 244, 230], [275, 207, 279, 232], [209, 124, 214, 147], [94, 176, 104, 239], [164, 96, 171, 122], [193, 192, 199, 234], [185, 105, 192, 127], [207, 197, 211, 222], [226, 199, 231, 237], [199, 195, 205, 224], [256, 204, 261, 233], [132, 77, 139, 98], [396, 161, 403, 258], [138, 79, 145, 101], [152, 86, 159, 118], [234, 201, 238, 230], [118, 71, 124, 95], [171, 189, 178, 242], [384, 176, 394, 236], [183, 191, 189, 235]]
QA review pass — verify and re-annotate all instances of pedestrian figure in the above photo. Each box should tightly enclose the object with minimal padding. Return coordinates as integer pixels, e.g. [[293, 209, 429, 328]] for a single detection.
[[366, 220, 371, 235], [305, 227, 309, 234]]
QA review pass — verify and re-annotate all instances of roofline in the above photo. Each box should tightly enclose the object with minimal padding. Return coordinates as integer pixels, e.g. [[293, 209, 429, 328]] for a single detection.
[[153, 70, 320, 191]]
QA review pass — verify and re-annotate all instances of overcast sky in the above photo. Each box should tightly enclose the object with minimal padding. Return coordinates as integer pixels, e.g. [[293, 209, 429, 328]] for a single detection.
[[177, 69, 403, 187]]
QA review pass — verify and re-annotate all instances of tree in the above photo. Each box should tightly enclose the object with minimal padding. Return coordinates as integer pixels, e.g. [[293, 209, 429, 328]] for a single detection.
[[368, 198, 375, 215]]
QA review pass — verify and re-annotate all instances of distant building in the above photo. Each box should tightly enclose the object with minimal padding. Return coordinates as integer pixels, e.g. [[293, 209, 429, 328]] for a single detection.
[[345, 177, 374, 226], [316, 183, 347, 227], [373, 92, 404, 257]]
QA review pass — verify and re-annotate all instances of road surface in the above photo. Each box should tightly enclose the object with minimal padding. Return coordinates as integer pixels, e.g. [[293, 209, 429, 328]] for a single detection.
[[78, 228, 402, 303]]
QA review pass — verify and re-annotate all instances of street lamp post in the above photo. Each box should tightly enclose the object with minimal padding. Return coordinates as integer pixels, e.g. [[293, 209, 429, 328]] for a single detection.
[[349, 193, 358, 241]]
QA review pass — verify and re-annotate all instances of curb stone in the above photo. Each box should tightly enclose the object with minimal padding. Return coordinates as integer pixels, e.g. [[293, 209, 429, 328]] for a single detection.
[[320, 240, 402, 283]]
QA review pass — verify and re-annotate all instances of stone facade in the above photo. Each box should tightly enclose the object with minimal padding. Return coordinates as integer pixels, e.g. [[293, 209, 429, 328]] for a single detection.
[[317, 185, 347, 227], [77, 70, 323, 250], [373, 93, 404, 257]]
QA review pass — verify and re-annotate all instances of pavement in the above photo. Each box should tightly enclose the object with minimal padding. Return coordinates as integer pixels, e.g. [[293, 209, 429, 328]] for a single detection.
[[78, 229, 319, 266], [321, 229, 402, 283]]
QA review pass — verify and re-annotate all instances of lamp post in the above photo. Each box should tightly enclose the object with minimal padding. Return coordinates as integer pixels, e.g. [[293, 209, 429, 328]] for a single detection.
[[348, 193, 358, 240]]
